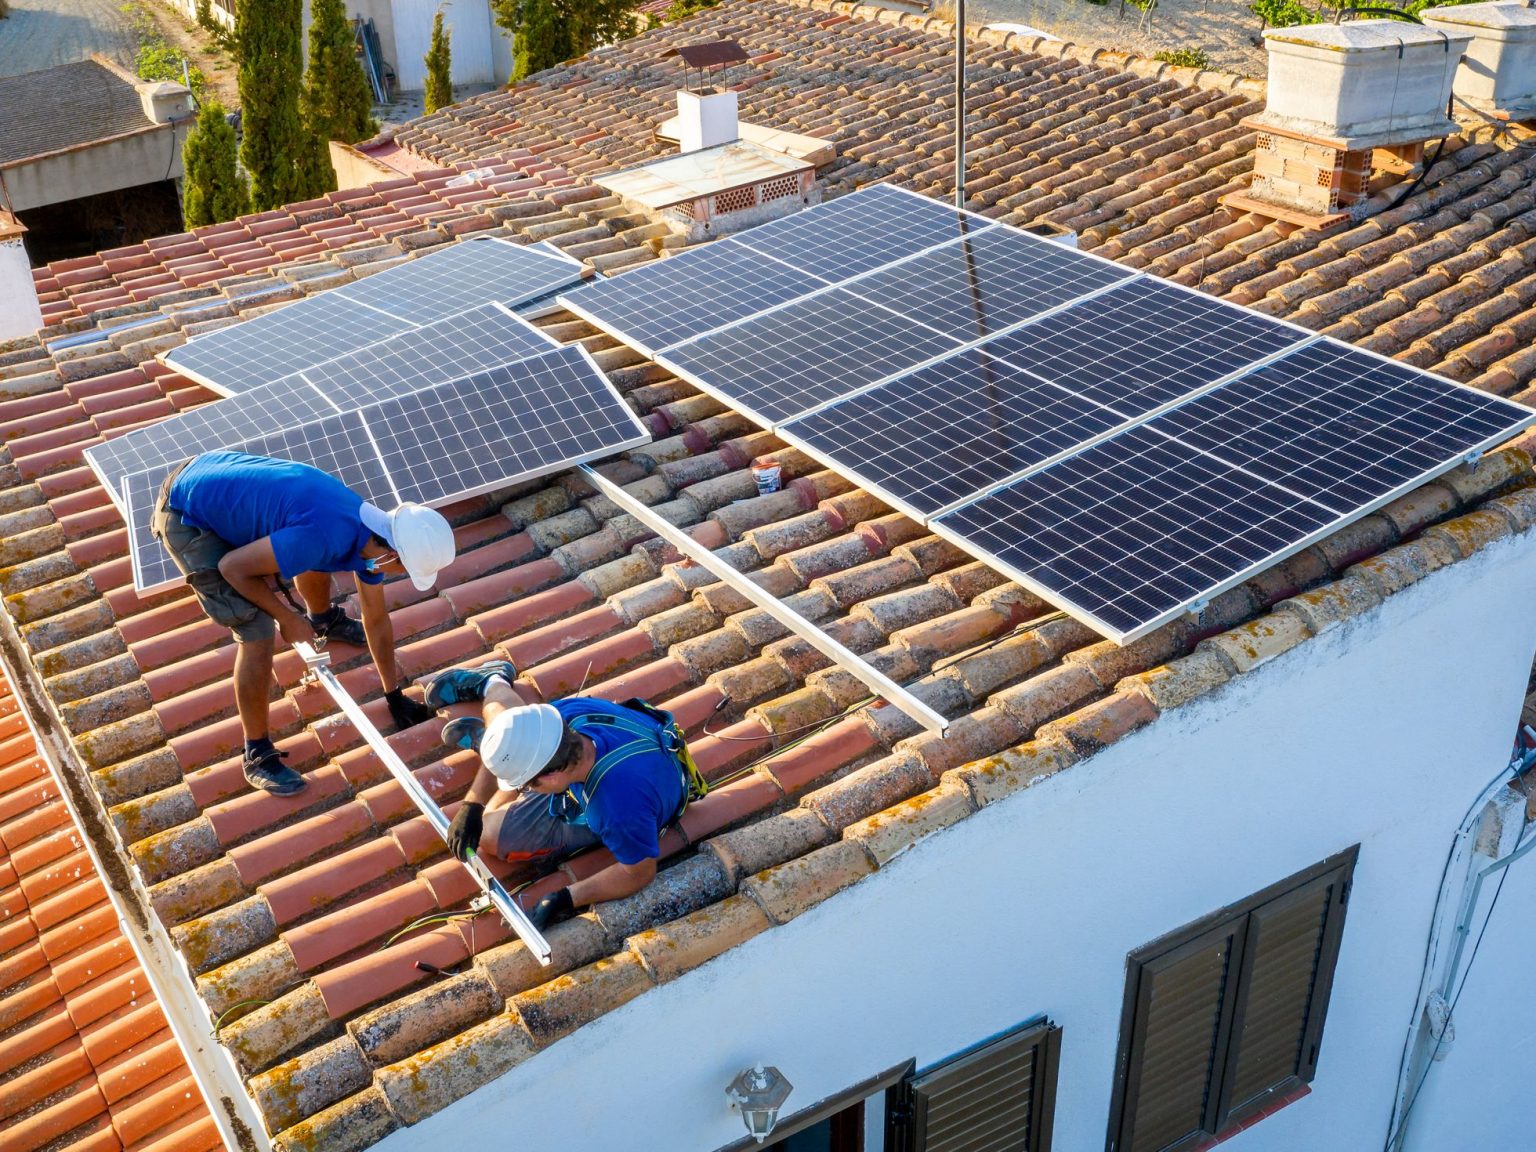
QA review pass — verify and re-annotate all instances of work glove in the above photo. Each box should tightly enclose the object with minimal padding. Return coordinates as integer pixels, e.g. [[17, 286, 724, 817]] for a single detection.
[[385, 688, 434, 731], [446, 801, 484, 862], [527, 887, 575, 931]]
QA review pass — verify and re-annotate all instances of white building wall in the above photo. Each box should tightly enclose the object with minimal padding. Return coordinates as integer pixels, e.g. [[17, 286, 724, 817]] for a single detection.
[[384, 527, 1536, 1152], [0, 229, 43, 341], [389, 0, 498, 91]]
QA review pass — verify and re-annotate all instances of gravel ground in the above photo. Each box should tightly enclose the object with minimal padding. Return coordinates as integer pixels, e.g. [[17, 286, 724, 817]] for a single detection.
[[0, 0, 141, 77], [970, 0, 1270, 78]]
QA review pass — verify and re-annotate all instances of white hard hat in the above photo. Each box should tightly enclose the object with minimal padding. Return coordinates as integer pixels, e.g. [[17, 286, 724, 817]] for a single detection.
[[389, 503, 455, 591], [482, 703, 566, 789]]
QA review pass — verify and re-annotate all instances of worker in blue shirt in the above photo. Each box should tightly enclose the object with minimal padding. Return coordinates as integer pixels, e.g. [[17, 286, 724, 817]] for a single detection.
[[151, 451, 456, 795], [424, 660, 690, 930]]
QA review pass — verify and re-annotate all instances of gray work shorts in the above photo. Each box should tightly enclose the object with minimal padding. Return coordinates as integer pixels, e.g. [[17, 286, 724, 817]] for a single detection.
[[151, 464, 275, 644], [484, 792, 601, 864]]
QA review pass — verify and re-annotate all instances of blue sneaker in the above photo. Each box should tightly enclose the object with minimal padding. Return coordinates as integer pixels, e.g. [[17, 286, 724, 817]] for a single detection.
[[442, 716, 486, 754], [424, 660, 517, 709]]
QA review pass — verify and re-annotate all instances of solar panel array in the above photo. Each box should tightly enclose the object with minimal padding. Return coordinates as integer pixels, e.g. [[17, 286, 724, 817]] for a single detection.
[[162, 238, 584, 395], [560, 184, 1536, 643], [125, 346, 650, 592]]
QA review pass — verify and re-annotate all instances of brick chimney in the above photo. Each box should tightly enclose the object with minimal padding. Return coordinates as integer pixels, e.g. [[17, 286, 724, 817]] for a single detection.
[[0, 212, 43, 341]]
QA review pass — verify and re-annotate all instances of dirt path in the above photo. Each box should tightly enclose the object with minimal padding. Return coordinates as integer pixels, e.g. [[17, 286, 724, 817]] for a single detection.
[[135, 1, 241, 108], [0, 0, 139, 77], [971, 0, 1270, 79]]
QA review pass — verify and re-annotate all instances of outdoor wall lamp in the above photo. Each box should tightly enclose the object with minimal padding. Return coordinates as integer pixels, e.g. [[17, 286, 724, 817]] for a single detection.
[[726, 1064, 793, 1143]]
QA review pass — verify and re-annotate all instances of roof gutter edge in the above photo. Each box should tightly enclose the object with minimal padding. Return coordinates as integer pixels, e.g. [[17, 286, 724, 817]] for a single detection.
[[0, 611, 270, 1152]]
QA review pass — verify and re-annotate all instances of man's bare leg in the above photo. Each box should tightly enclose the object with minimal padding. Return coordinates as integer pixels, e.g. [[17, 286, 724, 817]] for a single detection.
[[234, 634, 276, 742], [292, 570, 334, 616], [482, 674, 539, 724]]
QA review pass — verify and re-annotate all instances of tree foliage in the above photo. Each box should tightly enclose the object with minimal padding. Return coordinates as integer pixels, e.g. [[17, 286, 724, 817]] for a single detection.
[[491, 0, 637, 82], [304, 0, 377, 144], [237, 0, 329, 209], [182, 100, 250, 228], [424, 11, 453, 114]]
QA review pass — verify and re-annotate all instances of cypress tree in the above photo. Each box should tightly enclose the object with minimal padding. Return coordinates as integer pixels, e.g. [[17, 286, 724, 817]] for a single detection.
[[303, 0, 377, 144], [424, 12, 453, 114], [237, 0, 327, 209], [491, 0, 635, 82], [182, 100, 250, 228]]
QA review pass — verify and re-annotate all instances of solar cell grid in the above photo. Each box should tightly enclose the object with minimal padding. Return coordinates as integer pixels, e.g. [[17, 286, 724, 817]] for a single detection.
[[934, 425, 1342, 640], [234, 412, 397, 507], [1153, 340, 1534, 511], [124, 466, 181, 592], [334, 238, 580, 322], [844, 228, 1134, 342], [662, 288, 962, 425], [561, 239, 828, 355], [781, 348, 1126, 518], [368, 346, 649, 505], [979, 277, 1308, 419]]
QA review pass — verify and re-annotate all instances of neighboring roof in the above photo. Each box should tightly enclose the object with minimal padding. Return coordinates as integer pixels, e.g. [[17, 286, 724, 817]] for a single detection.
[[0, 60, 156, 168], [1, 0, 1536, 1147], [0, 664, 218, 1152]]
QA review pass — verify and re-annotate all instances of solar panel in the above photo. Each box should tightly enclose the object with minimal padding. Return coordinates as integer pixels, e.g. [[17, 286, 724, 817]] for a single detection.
[[978, 278, 1308, 420], [123, 466, 182, 593], [558, 239, 829, 357], [89, 303, 556, 509], [842, 227, 1134, 343], [369, 346, 651, 505], [162, 239, 583, 394], [662, 288, 962, 425], [780, 348, 1127, 519]]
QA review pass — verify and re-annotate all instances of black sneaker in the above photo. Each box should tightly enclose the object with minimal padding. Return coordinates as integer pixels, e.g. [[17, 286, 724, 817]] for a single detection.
[[424, 660, 517, 709], [442, 716, 487, 754], [243, 747, 308, 796], [309, 605, 367, 647]]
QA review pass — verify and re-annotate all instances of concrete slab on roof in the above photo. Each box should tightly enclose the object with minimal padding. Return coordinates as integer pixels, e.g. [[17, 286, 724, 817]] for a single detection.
[[595, 140, 815, 208], [653, 117, 838, 165]]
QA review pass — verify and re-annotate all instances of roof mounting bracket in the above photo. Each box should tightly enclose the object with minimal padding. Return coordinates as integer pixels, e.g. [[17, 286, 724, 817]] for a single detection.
[[579, 466, 950, 735], [1463, 449, 1483, 469]]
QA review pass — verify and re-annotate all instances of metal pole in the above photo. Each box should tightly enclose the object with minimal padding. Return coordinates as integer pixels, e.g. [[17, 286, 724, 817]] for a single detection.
[[955, 0, 966, 210], [294, 642, 553, 964]]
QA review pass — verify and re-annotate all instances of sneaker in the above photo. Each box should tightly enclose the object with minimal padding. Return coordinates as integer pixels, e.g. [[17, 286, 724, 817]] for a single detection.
[[442, 716, 486, 754], [309, 605, 367, 647], [243, 747, 308, 796], [424, 660, 517, 709]]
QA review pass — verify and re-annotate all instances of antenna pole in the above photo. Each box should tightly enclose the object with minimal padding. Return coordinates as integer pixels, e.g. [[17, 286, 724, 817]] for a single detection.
[[955, 0, 966, 209]]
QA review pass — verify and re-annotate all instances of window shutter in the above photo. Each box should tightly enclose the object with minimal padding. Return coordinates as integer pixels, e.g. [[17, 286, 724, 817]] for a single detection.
[[1222, 865, 1349, 1117], [1119, 921, 1245, 1152], [908, 1022, 1061, 1152]]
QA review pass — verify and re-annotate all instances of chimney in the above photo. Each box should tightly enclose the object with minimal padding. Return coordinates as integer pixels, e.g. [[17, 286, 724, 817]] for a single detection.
[[0, 212, 44, 341], [667, 40, 749, 154], [1421, 1, 1536, 122], [1222, 20, 1472, 226]]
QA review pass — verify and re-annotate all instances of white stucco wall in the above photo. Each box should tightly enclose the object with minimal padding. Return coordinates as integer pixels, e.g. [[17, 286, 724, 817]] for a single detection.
[[384, 525, 1536, 1152], [0, 233, 43, 341], [389, 0, 499, 91]]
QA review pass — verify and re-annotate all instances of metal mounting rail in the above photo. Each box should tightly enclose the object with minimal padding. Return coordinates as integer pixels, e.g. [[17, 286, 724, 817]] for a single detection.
[[578, 466, 950, 735], [294, 641, 553, 964]]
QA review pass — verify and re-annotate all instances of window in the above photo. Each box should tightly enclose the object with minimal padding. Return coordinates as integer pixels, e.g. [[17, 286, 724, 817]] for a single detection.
[[889, 1019, 1062, 1152], [1107, 848, 1358, 1152]]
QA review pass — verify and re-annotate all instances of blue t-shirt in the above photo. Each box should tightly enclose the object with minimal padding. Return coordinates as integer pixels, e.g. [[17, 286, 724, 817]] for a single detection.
[[170, 451, 382, 584], [554, 698, 685, 866]]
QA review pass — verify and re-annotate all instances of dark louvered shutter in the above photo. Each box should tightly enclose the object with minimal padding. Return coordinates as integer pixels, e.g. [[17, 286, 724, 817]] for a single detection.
[[1222, 865, 1349, 1118], [1118, 921, 1245, 1152], [905, 1022, 1061, 1152]]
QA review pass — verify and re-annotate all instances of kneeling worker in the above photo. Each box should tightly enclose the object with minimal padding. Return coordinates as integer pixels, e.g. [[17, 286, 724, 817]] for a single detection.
[[152, 451, 456, 795], [428, 661, 705, 930]]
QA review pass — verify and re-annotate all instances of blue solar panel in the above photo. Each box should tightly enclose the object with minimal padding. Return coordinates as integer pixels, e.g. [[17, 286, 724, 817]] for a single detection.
[[844, 228, 1134, 342], [978, 278, 1307, 420], [333, 238, 582, 322], [662, 287, 961, 425], [781, 348, 1126, 518]]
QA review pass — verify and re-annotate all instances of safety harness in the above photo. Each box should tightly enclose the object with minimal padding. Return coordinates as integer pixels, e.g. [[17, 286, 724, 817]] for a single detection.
[[550, 699, 708, 829]]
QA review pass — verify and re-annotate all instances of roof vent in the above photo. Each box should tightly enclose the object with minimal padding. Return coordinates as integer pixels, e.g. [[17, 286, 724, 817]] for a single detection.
[[1223, 19, 1472, 226], [0, 212, 43, 341], [1422, 1, 1536, 122], [665, 40, 749, 153]]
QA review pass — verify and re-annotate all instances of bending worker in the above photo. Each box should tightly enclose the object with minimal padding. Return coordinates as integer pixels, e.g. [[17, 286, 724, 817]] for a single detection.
[[152, 450, 455, 795], [427, 660, 706, 930]]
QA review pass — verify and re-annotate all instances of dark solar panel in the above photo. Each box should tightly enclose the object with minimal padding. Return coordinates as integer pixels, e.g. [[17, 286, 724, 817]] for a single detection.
[[978, 277, 1307, 419], [781, 348, 1125, 519], [844, 227, 1134, 343], [662, 287, 961, 425], [333, 238, 582, 323]]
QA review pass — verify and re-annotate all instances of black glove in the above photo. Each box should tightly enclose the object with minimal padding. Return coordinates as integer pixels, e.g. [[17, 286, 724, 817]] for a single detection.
[[446, 801, 484, 862], [527, 887, 574, 931], [386, 688, 434, 731]]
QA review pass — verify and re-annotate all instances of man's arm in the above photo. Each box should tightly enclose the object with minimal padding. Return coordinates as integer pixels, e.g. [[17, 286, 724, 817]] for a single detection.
[[568, 857, 656, 907], [218, 539, 313, 645], [353, 575, 402, 691]]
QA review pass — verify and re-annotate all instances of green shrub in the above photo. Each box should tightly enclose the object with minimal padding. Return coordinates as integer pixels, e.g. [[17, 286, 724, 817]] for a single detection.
[[424, 11, 453, 113], [1251, 0, 1321, 26], [137, 38, 209, 101], [1154, 47, 1211, 67]]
